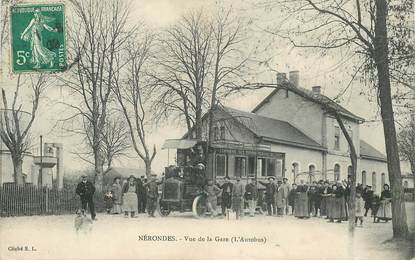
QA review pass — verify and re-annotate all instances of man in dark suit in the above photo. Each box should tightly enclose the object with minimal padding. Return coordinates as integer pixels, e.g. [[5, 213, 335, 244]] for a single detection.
[[75, 175, 96, 220], [259, 177, 276, 216], [137, 176, 147, 213], [218, 176, 233, 216]]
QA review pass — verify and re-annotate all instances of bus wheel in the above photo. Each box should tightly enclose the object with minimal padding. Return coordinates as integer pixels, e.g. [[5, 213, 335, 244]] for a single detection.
[[192, 195, 207, 218]]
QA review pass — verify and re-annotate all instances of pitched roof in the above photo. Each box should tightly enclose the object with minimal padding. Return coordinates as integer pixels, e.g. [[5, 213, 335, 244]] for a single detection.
[[222, 107, 325, 151], [251, 83, 365, 123], [360, 140, 387, 162]]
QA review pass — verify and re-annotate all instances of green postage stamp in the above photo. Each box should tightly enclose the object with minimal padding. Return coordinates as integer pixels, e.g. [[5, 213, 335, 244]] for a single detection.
[[10, 3, 66, 73]]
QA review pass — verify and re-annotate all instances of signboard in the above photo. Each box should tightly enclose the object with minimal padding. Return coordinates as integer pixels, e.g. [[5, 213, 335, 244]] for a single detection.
[[10, 3, 66, 73]]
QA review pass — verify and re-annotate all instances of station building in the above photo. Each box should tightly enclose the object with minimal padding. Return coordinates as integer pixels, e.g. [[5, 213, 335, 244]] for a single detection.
[[185, 72, 391, 194]]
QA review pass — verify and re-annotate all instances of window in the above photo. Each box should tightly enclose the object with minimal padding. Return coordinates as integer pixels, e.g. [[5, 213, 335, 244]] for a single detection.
[[404, 181, 409, 188], [381, 173, 385, 188], [248, 156, 256, 177], [309, 164, 316, 183], [235, 157, 247, 178], [266, 158, 276, 176], [334, 126, 340, 150], [334, 164, 340, 181], [292, 162, 299, 181], [372, 172, 377, 192], [258, 158, 276, 177], [276, 159, 283, 179], [214, 127, 219, 140], [362, 171, 367, 186], [216, 154, 227, 177]]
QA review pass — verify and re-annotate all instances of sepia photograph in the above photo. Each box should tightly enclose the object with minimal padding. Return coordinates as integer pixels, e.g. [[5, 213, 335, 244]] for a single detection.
[[0, 0, 414, 259]]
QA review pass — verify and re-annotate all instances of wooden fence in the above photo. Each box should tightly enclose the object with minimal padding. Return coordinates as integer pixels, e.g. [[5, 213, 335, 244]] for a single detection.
[[0, 184, 106, 217]]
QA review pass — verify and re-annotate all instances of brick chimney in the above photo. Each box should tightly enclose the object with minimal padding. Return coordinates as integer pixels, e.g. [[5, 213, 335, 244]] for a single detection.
[[289, 70, 299, 87], [312, 86, 321, 95], [276, 72, 287, 84]]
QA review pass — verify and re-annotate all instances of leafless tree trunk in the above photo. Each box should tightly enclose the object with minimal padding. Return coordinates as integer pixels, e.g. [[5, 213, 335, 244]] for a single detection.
[[263, 0, 410, 239], [0, 75, 48, 185], [398, 113, 415, 200], [113, 33, 156, 177], [61, 0, 133, 190]]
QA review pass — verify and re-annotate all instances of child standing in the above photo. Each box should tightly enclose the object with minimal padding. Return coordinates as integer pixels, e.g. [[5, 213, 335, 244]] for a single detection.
[[355, 191, 365, 226]]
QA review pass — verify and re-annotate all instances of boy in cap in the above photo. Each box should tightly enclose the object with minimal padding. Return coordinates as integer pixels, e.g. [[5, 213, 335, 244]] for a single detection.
[[259, 177, 276, 216]]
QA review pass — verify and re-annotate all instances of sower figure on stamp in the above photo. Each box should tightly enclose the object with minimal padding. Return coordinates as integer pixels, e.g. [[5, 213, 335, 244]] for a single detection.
[[218, 176, 233, 217], [244, 177, 258, 217], [75, 175, 97, 220], [259, 177, 276, 216]]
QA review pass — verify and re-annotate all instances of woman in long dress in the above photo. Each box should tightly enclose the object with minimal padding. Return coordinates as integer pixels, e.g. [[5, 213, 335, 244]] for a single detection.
[[122, 176, 139, 218], [376, 184, 392, 222], [111, 177, 122, 214], [20, 8, 57, 68]]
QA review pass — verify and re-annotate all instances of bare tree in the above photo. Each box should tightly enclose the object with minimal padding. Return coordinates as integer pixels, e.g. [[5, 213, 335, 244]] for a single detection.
[[261, 0, 411, 239], [150, 9, 248, 141], [0, 75, 48, 185], [61, 0, 134, 190], [72, 116, 131, 170], [113, 33, 156, 177]]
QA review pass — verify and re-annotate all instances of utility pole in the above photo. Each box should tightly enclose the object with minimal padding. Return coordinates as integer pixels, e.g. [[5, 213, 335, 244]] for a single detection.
[[39, 135, 43, 186]]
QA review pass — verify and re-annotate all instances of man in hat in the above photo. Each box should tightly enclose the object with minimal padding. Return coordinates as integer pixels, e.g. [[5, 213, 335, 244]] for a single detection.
[[144, 174, 162, 217], [137, 176, 147, 213], [122, 175, 139, 218], [244, 177, 258, 217], [232, 177, 245, 219], [218, 176, 233, 217], [275, 180, 285, 216], [75, 175, 97, 220], [259, 177, 276, 216], [281, 178, 291, 215]]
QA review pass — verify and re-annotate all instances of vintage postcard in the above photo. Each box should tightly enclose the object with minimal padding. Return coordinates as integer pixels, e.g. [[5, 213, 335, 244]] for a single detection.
[[0, 0, 414, 259]]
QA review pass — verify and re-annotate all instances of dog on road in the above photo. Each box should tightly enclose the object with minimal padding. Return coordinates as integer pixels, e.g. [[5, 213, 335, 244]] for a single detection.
[[74, 209, 93, 234]]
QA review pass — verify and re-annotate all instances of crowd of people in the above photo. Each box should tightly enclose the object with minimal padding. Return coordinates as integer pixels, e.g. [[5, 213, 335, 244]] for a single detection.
[[76, 174, 393, 225], [76, 174, 161, 220]]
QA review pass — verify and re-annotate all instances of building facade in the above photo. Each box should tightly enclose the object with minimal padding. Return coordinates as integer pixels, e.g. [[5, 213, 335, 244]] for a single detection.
[[185, 73, 391, 194]]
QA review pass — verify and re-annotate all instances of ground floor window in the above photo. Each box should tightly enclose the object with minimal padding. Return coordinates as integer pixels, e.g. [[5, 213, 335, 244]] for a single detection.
[[216, 154, 227, 177], [234, 157, 247, 178], [334, 164, 340, 181], [247, 156, 256, 177], [362, 171, 367, 186], [372, 172, 377, 192]]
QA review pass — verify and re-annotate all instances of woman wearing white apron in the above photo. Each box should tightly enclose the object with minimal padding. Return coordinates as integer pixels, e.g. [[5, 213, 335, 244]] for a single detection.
[[122, 176, 139, 218]]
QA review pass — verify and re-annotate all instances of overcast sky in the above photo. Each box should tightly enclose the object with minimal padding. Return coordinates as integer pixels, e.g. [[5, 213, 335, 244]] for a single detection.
[[1, 0, 402, 175]]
